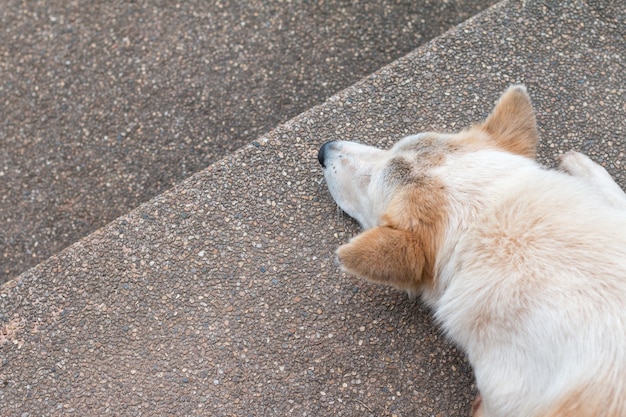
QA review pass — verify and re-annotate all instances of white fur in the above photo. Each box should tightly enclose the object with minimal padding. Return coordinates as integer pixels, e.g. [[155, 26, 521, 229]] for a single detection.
[[433, 150, 626, 416]]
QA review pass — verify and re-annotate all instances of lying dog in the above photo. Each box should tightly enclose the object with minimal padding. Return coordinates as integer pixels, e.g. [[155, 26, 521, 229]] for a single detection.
[[318, 86, 626, 417]]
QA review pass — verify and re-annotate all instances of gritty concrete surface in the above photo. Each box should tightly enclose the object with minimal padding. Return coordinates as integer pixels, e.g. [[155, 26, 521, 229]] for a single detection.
[[1, 0, 625, 415], [0, 0, 497, 282]]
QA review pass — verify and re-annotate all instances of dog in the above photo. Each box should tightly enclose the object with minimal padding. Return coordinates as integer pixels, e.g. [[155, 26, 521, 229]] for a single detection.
[[318, 85, 626, 417]]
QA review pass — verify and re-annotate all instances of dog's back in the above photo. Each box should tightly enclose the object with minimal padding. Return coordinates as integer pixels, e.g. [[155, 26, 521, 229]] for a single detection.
[[437, 165, 626, 417]]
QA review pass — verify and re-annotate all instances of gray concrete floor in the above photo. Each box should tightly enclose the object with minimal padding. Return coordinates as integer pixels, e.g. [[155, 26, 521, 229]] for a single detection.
[[1, 1, 624, 415], [0, 0, 497, 282]]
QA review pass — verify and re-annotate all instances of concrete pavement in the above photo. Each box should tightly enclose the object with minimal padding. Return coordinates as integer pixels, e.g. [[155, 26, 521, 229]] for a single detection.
[[1, 0, 625, 415]]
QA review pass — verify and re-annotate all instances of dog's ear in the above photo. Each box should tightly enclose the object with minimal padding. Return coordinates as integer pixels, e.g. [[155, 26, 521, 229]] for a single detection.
[[479, 85, 538, 158], [337, 226, 425, 294]]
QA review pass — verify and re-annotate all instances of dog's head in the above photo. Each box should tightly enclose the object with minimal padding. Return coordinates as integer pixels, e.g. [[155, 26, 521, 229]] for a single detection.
[[318, 85, 538, 295]]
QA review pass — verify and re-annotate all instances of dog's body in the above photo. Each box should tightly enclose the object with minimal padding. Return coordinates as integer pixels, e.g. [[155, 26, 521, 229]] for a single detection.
[[318, 86, 626, 417]]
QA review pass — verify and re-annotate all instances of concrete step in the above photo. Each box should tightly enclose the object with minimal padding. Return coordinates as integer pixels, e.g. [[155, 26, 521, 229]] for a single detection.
[[0, 0, 497, 282], [1, 0, 624, 415]]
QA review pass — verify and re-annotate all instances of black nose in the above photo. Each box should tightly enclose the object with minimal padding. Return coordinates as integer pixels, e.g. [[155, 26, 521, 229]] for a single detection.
[[318, 141, 335, 168]]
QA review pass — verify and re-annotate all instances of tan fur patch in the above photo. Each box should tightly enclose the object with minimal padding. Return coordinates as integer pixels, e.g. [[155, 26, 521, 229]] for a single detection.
[[390, 136, 450, 180], [477, 85, 538, 158], [541, 389, 625, 417], [471, 394, 484, 417], [337, 177, 447, 294], [447, 129, 497, 153]]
